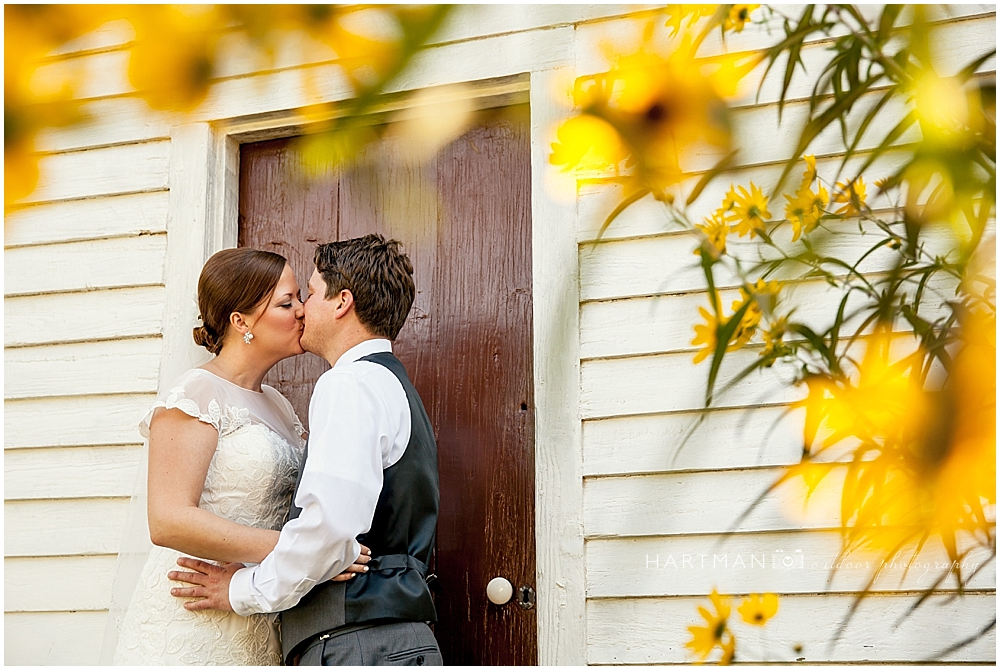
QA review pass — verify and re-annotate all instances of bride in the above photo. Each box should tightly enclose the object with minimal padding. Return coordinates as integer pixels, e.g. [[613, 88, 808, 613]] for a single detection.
[[104, 248, 368, 665]]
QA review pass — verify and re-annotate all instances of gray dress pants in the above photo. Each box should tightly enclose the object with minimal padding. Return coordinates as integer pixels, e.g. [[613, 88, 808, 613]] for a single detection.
[[297, 621, 443, 666]]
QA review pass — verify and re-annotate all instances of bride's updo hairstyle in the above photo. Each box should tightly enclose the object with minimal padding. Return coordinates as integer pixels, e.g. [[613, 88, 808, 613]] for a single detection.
[[193, 248, 287, 355]]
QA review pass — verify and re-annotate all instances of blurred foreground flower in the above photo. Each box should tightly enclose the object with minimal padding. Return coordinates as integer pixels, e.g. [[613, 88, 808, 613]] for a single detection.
[[4, 5, 114, 209], [686, 589, 736, 664], [550, 28, 757, 196], [687, 589, 781, 664], [738, 592, 778, 626], [4, 4, 452, 211]]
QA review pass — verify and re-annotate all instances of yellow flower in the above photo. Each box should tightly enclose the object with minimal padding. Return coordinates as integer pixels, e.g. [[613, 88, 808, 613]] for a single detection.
[[909, 70, 979, 147], [664, 5, 718, 36], [802, 154, 817, 184], [738, 593, 779, 626], [730, 296, 761, 348], [691, 305, 721, 364], [720, 635, 736, 665], [695, 209, 729, 258], [761, 315, 788, 361], [784, 182, 828, 242], [553, 41, 739, 191], [832, 177, 867, 217], [127, 6, 223, 112], [787, 319, 996, 567], [686, 589, 736, 664], [726, 182, 771, 237], [549, 114, 628, 172], [723, 4, 760, 33]]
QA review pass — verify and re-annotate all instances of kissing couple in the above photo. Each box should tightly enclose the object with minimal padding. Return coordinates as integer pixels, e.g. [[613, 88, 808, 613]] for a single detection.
[[104, 235, 442, 665]]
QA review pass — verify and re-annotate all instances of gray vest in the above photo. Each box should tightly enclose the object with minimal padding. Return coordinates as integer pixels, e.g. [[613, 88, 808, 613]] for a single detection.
[[280, 352, 439, 662]]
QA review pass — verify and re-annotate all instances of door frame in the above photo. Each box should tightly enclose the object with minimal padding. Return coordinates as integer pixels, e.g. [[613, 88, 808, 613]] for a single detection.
[[158, 71, 585, 665]]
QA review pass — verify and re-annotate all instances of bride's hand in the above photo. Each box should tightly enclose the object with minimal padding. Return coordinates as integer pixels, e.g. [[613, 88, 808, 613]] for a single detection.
[[331, 543, 372, 582]]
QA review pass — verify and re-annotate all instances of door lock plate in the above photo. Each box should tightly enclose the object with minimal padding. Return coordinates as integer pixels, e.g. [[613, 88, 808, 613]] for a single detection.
[[517, 585, 535, 610]]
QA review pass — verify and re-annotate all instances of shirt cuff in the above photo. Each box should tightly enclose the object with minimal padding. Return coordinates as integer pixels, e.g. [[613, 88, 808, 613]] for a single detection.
[[229, 565, 260, 616]]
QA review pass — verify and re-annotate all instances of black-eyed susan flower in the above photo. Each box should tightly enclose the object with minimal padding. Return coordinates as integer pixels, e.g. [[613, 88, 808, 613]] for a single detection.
[[686, 589, 736, 664], [726, 182, 772, 237], [691, 305, 723, 364], [550, 38, 748, 194], [832, 177, 868, 217], [695, 209, 730, 259], [784, 182, 828, 242], [738, 593, 779, 626], [723, 4, 760, 33]]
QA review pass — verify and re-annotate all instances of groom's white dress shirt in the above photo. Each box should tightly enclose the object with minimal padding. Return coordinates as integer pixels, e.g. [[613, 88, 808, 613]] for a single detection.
[[228, 338, 411, 615]]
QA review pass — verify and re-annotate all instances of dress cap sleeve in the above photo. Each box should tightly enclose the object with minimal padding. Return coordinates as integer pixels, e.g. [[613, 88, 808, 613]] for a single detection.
[[139, 369, 237, 438]]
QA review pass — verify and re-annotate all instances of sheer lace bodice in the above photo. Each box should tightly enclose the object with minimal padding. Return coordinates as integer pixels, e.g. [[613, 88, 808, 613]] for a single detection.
[[112, 369, 305, 665]]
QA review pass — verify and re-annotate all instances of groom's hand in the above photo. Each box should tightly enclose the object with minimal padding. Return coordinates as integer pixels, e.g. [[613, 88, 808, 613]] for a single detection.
[[168, 557, 243, 612]]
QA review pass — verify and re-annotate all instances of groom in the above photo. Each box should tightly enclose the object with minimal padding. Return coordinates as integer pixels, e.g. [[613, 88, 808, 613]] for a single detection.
[[170, 235, 442, 665]]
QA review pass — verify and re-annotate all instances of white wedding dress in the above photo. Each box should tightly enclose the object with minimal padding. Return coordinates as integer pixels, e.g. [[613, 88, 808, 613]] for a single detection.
[[111, 369, 305, 665]]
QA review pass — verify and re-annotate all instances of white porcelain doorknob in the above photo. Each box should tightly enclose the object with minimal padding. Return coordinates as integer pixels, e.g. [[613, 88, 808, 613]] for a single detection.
[[486, 577, 513, 605]]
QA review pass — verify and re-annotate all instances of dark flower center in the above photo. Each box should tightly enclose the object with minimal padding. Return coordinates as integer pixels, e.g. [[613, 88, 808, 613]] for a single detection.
[[645, 103, 667, 123]]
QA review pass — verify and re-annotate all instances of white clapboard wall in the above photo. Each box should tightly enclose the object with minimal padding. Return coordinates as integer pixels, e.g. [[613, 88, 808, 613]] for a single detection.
[[573, 6, 997, 666], [3, 5, 995, 666]]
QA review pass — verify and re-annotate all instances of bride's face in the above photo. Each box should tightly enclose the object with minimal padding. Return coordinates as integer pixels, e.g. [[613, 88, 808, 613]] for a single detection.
[[247, 264, 305, 358]]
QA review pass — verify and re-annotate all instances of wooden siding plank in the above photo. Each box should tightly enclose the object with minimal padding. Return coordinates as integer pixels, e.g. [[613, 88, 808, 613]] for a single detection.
[[4, 338, 162, 400], [586, 592, 996, 664], [34, 98, 172, 154], [4, 445, 142, 500], [580, 349, 804, 420], [5, 286, 165, 347], [33, 49, 132, 101], [5, 394, 155, 449], [579, 216, 954, 303], [4, 234, 166, 296], [4, 611, 107, 665], [582, 467, 842, 537], [193, 28, 574, 122], [20, 140, 169, 205], [5, 555, 117, 612], [586, 531, 996, 598], [431, 5, 659, 46], [582, 406, 806, 476], [4, 191, 169, 248], [4, 498, 128, 557]]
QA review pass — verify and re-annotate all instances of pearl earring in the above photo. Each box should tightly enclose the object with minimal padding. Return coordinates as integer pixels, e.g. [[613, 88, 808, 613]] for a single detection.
[[243, 330, 254, 345]]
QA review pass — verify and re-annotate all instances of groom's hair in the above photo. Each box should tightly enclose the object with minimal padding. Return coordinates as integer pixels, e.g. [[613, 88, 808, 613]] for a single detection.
[[314, 234, 415, 340]]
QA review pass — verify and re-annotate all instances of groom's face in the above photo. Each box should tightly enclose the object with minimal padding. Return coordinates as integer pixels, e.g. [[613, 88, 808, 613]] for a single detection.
[[300, 269, 338, 354]]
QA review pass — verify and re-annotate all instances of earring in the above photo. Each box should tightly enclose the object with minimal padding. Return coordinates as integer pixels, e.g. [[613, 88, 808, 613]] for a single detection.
[[243, 330, 254, 345]]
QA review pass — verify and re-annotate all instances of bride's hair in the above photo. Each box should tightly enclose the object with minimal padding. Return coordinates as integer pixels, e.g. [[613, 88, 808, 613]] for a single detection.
[[194, 248, 287, 354]]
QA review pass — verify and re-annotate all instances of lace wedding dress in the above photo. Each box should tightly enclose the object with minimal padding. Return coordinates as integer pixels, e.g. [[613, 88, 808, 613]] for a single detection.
[[111, 369, 305, 665]]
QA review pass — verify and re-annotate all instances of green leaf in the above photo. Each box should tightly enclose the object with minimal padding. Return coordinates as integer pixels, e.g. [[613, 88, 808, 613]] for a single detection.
[[686, 149, 739, 206], [850, 109, 917, 182], [772, 74, 882, 196], [877, 5, 904, 44], [840, 87, 896, 178], [704, 296, 753, 406], [592, 187, 651, 245]]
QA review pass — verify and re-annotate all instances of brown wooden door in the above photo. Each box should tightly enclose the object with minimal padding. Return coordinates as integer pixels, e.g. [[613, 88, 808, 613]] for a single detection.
[[238, 105, 537, 665]]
